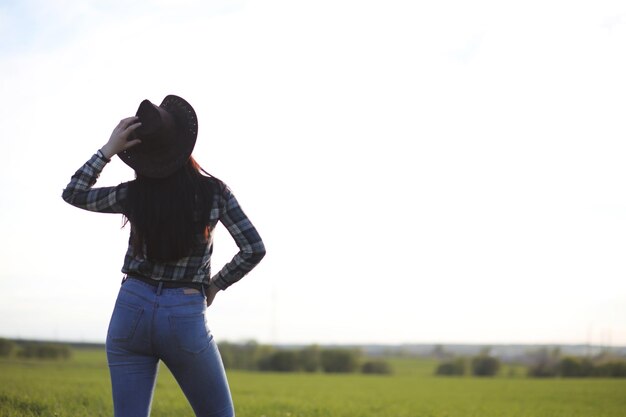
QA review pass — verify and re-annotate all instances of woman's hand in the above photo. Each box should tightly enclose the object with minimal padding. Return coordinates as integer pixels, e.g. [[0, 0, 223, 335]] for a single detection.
[[100, 117, 142, 159], [205, 284, 220, 307]]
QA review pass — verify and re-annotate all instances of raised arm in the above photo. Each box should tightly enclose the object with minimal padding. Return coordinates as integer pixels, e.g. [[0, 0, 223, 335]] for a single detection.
[[62, 117, 142, 213], [62, 152, 127, 213]]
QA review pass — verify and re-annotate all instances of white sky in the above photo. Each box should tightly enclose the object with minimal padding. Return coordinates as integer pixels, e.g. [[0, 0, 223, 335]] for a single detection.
[[1, 0, 626, 347]]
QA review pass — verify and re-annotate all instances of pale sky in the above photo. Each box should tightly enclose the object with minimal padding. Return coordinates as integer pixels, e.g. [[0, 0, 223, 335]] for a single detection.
[[1, 0, 626, 347]]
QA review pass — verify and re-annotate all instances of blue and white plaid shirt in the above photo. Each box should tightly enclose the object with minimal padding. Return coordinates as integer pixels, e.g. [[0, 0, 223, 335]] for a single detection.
[[62, 152, 265, 290]]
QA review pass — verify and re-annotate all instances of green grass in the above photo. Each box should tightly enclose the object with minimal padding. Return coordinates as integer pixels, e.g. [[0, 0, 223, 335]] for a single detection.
[[1, 349, 625, 417]]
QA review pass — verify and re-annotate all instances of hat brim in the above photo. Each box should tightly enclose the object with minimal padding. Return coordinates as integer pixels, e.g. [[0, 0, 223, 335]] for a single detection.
[[119, 95, 198, 178]]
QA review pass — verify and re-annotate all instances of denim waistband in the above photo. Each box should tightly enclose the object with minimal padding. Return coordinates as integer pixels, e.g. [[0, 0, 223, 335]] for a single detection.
[[124, 274, 205, 291]]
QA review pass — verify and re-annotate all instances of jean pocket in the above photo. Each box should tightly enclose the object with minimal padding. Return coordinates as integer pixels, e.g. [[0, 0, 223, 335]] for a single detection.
[[169, 313, 211, 354], [107, 301, 144, 342]]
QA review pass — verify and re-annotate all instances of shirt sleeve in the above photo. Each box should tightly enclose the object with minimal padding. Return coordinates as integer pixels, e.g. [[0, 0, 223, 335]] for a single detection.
[[211, 187, 266, 290], [61, 152, 128, 214]]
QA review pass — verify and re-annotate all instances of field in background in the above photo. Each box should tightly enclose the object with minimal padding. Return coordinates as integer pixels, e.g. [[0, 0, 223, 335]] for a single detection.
[[1, 348, 625, 417]]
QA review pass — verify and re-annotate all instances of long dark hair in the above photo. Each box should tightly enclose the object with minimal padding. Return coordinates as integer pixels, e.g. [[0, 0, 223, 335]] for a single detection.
[[123, 157, 218, 262]]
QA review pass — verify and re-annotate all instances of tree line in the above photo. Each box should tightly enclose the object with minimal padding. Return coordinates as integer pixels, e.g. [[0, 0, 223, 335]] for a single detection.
[[0, 338, 72, 360], [218, 341, 392, 374], [434, 346, 626, 378], [525, 347, 626, 378], [435, 355, 500, 376]]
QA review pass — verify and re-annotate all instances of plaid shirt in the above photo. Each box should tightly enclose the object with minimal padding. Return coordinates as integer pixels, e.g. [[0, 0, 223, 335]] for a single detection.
[[62, 152, 265, 290]]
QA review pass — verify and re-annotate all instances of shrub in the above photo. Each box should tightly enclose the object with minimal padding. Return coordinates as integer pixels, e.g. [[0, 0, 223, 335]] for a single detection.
[[435, 358, 467, 376], [526, 348, 560, 377], [591, 361, 626, 377], [528, 354, 626, 378], [558, 356, 593, 377], [472, 356, 500, 377], [258, 351, 299, 372], [298, 345, 321, 372], [361, 360, 393, 375], [320, 349, 360, 373], [218, 341, 273, 370], [0, 338, 16, 357], [17, 343, 72, 360]]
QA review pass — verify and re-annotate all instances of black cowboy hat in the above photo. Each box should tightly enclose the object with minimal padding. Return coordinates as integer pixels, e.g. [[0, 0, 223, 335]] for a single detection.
[[119, 95, 198, 178]]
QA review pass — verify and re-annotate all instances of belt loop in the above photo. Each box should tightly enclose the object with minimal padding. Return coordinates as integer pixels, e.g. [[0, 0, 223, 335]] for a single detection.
[[201, 284, 207, 299], [156, 282, 163, 296]]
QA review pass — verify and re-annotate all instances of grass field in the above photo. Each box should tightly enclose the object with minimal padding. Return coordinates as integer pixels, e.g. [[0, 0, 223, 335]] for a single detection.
[[1, 348, 625, 417]]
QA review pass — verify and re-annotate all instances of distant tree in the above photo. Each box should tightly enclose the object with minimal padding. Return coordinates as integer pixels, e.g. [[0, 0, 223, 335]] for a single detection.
[[258, 351, 299, 372], [218, 340, 273, 370], [17, 343, 71, 360], [361, 360, 393, 375], [239, 340, 272, 370], [590, 360, 626, 378], [298, 345, 321, 372], [320, 349, 360, 373], [558, 356, 593, 377], [218, 341, 235, 368], [526, 347, 560, 377], [471, 355, 500, 377], [0, 338, 16, 357], [435, 358, 467, 376], [552, 355, 626, 378]]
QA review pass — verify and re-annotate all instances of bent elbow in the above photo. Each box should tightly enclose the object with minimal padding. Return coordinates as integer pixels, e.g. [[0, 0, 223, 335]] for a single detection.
[[256, 246, 266, 263], [61, 188, 73, 204], [246, 243, 266, 266]]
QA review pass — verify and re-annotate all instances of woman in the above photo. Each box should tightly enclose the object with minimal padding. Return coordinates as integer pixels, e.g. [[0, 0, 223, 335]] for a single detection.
[[62, 95, 265, 417]]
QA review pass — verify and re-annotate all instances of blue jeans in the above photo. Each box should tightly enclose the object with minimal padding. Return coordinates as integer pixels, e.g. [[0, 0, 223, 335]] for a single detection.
[[106, 278, 234, 417]]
